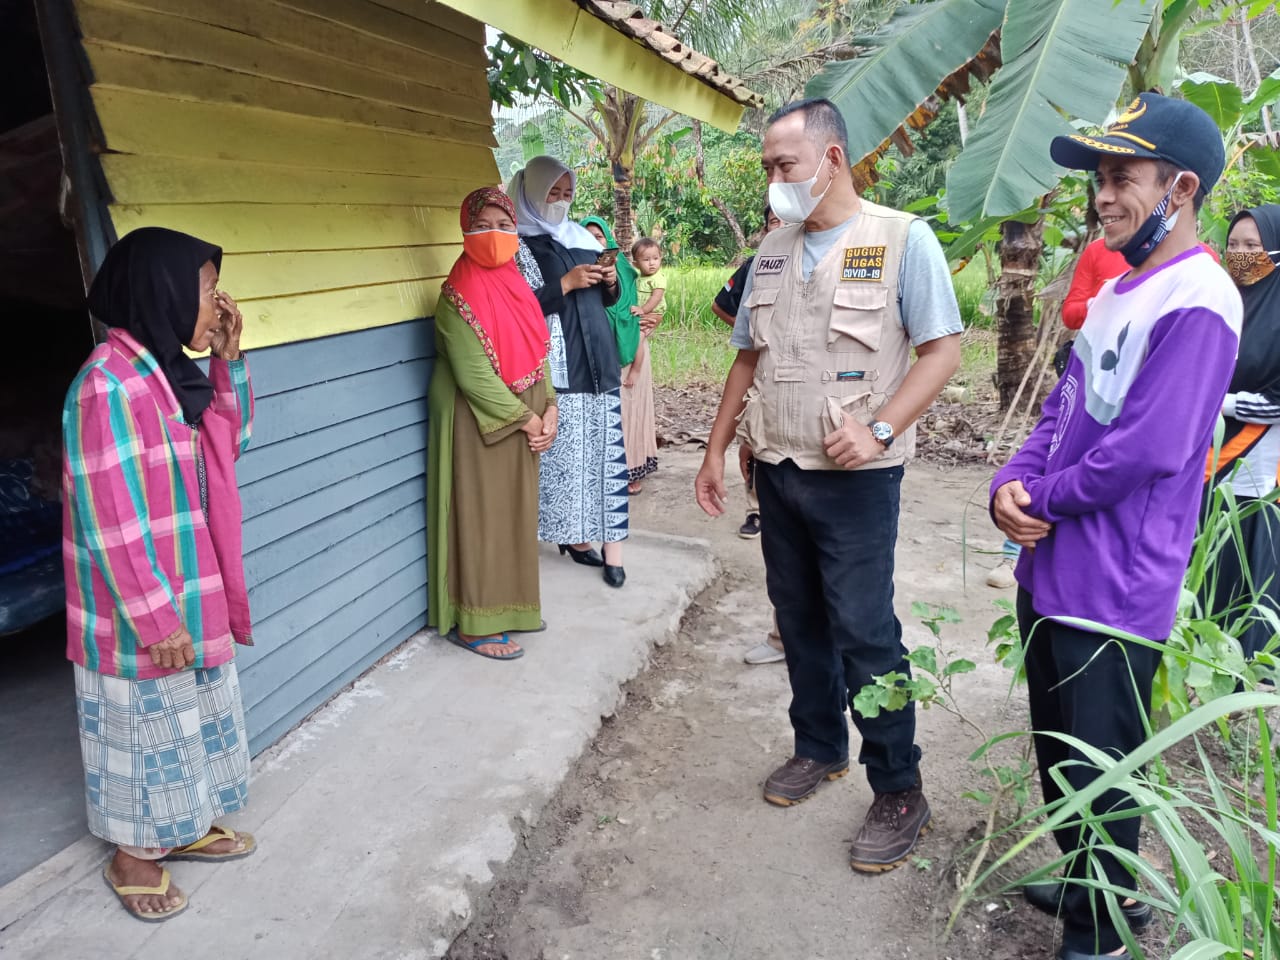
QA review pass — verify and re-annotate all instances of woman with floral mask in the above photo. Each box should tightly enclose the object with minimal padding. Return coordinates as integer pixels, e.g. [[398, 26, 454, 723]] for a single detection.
[[1204, 204, 1280, 663], [509, 156, 630, 589], [426, 187, 557, 660]]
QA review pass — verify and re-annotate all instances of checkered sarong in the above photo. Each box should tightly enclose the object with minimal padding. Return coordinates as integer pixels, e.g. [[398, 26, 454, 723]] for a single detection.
[[74, 662, 250, 849]]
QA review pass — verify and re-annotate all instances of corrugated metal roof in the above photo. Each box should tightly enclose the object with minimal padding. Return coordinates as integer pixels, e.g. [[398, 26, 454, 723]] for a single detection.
[[576, 1, 764, 109]]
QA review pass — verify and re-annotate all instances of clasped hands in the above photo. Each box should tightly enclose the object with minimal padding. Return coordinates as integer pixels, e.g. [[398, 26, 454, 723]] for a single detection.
[[150, 626, 196, 670], [524, 405, 559, 454], [991, 479, 1052, 548]]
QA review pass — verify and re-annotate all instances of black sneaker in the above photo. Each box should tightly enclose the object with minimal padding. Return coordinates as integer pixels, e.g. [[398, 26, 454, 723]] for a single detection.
[[1023, 881, 1152, 929], [849, 775, 931, 872], [738, 513, 761, 539]]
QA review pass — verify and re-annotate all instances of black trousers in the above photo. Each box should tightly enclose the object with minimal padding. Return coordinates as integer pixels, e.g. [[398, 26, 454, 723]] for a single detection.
[[1204, 496, 1280, 660], [756, 459, 920, 794], [1018, 588, 1163, 955]]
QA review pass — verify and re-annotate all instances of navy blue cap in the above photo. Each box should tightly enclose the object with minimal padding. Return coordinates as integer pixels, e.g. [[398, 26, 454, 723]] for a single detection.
[[1050, 93, 1226, 195]]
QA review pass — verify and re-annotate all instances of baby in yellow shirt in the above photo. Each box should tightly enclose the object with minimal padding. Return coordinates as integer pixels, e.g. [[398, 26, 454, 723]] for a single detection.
[[628, 237, 667, 388]]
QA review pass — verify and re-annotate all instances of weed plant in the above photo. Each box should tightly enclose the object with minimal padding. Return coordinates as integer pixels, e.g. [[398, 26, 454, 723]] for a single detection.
[[860, 464, 1280, 958]]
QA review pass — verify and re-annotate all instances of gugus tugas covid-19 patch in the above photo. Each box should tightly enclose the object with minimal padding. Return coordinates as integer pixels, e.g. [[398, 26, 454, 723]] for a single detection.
[[841, 245, 886, 282]]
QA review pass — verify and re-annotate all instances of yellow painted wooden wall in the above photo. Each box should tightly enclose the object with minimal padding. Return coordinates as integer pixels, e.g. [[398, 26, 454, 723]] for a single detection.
[[72, 0, 499, 350]]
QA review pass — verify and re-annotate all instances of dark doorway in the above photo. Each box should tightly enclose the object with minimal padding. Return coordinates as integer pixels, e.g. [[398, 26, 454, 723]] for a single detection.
[[0, 0, 96, 888]]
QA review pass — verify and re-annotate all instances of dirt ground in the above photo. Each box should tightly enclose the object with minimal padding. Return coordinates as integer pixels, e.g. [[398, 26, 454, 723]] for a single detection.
[[445, 425, 1094, 960]]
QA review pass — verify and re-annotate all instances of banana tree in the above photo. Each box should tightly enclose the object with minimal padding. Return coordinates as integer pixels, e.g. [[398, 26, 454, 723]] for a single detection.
[[806, 0, 1180, 410], [1178, 66, 1280, 245]]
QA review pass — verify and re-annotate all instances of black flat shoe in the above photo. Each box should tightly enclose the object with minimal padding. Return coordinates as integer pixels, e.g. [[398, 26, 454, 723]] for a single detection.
[[1024, 882, 1152, 929], [1058, 949, 1131, 960], [559, 544, 604, 567], [602, 564, 626, 588]]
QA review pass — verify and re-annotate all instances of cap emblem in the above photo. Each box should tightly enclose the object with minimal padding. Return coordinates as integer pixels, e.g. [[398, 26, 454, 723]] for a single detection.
[[1113, 97, 1147, 127]]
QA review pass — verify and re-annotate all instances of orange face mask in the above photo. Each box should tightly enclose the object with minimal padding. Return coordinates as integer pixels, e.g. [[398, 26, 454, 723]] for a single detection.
[[1226, 250, 1278, 287], [463, 229, 519, 268]]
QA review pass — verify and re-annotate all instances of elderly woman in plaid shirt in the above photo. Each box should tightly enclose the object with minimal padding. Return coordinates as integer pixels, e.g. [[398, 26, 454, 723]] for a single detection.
[[62, 227, 257, 922]]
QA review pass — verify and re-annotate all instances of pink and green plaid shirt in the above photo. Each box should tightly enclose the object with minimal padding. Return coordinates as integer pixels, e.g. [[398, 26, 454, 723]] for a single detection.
[[61, 329, 254, 679]]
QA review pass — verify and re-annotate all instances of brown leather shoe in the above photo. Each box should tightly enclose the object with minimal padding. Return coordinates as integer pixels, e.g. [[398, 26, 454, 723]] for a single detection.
[[763, 756, 849, 806], [849, 775, 931, 872]]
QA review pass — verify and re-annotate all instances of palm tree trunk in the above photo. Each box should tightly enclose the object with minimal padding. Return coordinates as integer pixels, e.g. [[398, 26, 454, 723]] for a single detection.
[[612, 159, 634, 251], [995, 217, 1044, 411]]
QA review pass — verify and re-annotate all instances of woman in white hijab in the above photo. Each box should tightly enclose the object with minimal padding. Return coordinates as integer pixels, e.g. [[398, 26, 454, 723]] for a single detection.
[[509, 156, 629, 588]]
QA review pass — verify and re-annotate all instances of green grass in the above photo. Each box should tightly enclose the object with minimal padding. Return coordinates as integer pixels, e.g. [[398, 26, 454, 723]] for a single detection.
[[648, 266, 737, 387], [953, 259, 994, 331], [957, 329, 997, 398], [649, 263, 997, 389]]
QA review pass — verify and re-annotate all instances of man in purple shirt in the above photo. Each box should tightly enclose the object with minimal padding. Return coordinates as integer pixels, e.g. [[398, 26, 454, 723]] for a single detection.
[[991, 93, 1241, 960]]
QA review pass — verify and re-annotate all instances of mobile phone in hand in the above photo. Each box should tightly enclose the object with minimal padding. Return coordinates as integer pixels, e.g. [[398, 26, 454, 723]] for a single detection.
[[596, 249, 618, 267]]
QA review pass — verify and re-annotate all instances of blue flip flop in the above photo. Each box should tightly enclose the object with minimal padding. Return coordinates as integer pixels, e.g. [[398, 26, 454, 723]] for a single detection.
[[445, 629, 524, 660]]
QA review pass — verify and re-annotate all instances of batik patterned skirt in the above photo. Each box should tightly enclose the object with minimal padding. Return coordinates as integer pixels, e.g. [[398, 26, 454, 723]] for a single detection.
[[74, 662, 250, 849], [538, 389, 629, 545]]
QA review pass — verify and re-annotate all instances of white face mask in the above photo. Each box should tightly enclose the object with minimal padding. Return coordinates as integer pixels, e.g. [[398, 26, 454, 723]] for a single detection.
[[768, 150, 838, 224], [532, 197, 571, 225]]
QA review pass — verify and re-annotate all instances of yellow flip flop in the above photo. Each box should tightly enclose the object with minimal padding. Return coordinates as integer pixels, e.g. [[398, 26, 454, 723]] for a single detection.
[[166, 824, 257, 862], [103, 864, 189, 923]]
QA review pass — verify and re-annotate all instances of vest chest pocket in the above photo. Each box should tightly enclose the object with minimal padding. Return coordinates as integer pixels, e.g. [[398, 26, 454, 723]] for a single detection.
[[828, 284, 887, 353], [746, 285, 781, 349]]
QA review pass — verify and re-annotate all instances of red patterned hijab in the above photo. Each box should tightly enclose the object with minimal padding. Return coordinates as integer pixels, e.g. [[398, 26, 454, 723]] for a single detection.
[[441, 188, 550, 393]]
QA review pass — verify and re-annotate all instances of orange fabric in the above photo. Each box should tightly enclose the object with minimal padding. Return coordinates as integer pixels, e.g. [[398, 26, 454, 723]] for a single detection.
[[1204, 422, 1267, 483]]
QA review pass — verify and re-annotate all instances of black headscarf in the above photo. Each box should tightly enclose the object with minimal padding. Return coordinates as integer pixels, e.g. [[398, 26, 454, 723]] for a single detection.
[[1228, 204, 1280, 403], [87, 227, 223, 424]]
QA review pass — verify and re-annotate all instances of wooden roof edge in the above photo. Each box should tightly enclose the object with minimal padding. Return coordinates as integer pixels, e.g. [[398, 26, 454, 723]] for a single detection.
[[576, 0, 765, 109]]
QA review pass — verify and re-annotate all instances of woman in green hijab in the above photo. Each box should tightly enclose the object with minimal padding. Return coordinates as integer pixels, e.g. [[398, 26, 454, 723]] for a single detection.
[[581, 216, 658, 492], [581, 216, 640, 368]]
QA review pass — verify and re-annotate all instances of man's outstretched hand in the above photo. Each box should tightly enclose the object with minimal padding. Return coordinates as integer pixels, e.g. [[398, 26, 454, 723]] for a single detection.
[[695, 454, 729, 517]]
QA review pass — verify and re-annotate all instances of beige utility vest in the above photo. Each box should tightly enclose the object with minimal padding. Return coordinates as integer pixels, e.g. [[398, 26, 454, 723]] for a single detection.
[[736, 200, 916, 471]]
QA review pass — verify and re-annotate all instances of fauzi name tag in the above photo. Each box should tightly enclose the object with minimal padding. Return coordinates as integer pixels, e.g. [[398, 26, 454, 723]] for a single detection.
[[841, 245, 886, 282], [755, 255, 788, 276]]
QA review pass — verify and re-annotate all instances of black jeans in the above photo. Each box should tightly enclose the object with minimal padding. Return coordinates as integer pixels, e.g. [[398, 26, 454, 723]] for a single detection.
[[756, 459, 920, 794], [1018, 588, 1163, 955]]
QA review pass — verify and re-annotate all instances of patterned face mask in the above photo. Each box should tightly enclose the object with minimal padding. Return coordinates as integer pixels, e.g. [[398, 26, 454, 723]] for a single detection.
[[1225, 250, 1279, 287], [1118, 172, 1183, 268]]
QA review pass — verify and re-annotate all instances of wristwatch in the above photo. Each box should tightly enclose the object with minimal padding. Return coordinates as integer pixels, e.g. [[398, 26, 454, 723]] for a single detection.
[[870, 420, 895, 448]]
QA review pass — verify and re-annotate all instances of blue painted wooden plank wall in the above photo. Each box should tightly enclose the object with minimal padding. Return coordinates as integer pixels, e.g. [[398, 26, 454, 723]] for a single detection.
[[222, 318, 434, 755]]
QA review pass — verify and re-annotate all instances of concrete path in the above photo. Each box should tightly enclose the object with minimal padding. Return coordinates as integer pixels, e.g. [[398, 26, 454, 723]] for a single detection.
[[0, 531, 716, 960]]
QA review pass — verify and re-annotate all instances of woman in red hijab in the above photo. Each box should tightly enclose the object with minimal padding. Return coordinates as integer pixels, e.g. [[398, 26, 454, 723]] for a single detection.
[[427, 188, 557, 660]]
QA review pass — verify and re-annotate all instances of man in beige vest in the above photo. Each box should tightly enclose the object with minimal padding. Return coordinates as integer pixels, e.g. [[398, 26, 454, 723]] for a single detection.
[[695, 98, 962, 872]]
